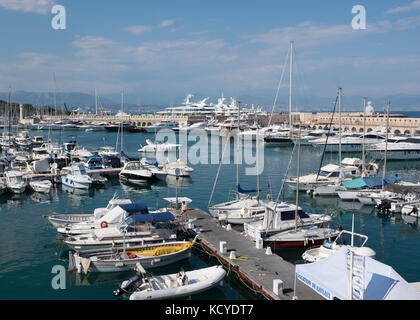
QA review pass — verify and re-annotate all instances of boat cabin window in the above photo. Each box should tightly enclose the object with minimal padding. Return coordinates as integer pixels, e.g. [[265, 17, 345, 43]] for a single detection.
[[280, 210, 309, 221], [328, 172, 340, 178], [126, 162, 142, 170], [319, 171, 329, 177]]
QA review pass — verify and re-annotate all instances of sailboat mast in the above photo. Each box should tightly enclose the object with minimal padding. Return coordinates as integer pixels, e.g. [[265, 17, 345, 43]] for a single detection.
[[289, 41, 294, 134], [121, 91, 124, 152], [338, 88, 342, 167], [95, 88, 98, 116], [362, 97, 367, 175], [256, 123, 260, 204], [8, 86, 11, 134], [382, 101, 390, 189], [236, 101, 240, 196], [295, 124, 302, 232]]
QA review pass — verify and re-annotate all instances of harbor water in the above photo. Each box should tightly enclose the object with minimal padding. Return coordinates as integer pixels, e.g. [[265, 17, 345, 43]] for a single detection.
[[0, 128, 420, 299]]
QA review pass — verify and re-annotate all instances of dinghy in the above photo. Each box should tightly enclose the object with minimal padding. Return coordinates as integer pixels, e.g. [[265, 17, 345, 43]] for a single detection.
[[114, 265, 226, 300]]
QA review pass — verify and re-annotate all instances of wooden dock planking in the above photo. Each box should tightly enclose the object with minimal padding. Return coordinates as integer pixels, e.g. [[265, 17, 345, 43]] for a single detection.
[[181, 208, 323, 300]]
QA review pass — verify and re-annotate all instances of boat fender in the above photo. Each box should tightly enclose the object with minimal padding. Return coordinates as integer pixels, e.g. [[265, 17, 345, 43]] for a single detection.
[[100, 221, 108, 229]]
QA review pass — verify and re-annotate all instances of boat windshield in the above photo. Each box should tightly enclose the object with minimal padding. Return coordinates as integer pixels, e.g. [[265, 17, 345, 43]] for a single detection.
[[126, 162, 142, 170], [280, 210, 310, 221], [319, 171, 329, 177]]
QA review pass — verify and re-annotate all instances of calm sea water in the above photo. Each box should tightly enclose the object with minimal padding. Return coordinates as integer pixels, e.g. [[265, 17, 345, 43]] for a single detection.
[[0, 128, 420, 300]]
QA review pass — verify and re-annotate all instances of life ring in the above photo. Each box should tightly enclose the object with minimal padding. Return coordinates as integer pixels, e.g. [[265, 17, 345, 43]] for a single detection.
[[100, 221, 108, 229], [126, 252, 136, 259]]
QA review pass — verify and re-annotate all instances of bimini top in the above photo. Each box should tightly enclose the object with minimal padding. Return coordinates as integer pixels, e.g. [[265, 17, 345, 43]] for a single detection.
[[119, 203, 149, 215], [125, 211, 175, 224], [342, 176, 400, 189]]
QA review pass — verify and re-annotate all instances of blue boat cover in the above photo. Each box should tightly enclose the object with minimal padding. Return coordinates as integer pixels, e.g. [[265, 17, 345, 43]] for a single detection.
[[127, 211, 175, 224], [119, 203, 149, 215], [88, 155, 101, 159], [146, 161, 159, 167], [341, 176, 401, 189]]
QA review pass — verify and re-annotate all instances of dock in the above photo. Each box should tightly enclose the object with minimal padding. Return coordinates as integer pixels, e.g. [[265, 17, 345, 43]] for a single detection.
[[179, 208, 323, 300], [27, 167, 122, 181]]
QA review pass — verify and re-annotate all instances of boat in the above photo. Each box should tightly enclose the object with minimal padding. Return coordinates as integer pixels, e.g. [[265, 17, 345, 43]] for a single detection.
[[29, 178, 52, 193], [140, 159, 168, 181], [84, 155, 105, 170], [0, 176, 7, 196], [45, 196, 133, 228], [61, 164, 93, 190], [56, 202, 150, 235], [368, 136, 420, 161], [243, 201, 333, 241], [302, 218, 372, 263], [144, 120, 179, 133], [68, 237, 196, 273], [138, 139, 182, 153], [265, 225, 340, 249], [119, 161, 155, 182], [5, 170, 28, 194], [113, 265, 226, 300], [91, 172, 108, 186], [311, 132, 387, 153], [63, 211, 177, 251], [162, 159, 194, 177]]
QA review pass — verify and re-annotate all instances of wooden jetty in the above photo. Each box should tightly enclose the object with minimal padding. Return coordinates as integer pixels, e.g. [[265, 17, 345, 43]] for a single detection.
[[178, 208, 323, 300]]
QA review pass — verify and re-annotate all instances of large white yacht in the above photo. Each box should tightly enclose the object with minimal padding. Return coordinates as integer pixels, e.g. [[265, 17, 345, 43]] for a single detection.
[[368, 136, 420, 160]]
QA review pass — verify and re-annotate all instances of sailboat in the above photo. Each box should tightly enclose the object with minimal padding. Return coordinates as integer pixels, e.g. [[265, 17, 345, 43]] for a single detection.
[[264, 125, 340, 249], [208, 105, 264, 224]]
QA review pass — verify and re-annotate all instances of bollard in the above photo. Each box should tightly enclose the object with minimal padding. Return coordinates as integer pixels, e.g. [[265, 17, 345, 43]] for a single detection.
[[266, 246, 272, 255], [188, 222, 195, 230], [195, 226, 201, 234], [219, 241, 227, 254], [226, 224, 232, 231], [273, 279, 284, 296], [229, 251, 236, 260], [256, 237, 263, 249]]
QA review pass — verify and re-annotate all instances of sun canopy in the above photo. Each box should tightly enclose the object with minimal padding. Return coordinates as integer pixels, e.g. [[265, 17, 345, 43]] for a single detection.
[[238, 184, 259, 194], [125, 211, 175, 224], [295, 246, 420, 300], [341, 176, 400, 189], [119, 203, 149, 215]]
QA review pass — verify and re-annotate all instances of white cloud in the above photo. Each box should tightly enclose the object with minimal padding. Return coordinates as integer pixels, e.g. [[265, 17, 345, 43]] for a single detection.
[[386, 0, 420, 14], [124, 25, 152, 35], [0, 0, 55, 14], [159, 19, 176, 28]]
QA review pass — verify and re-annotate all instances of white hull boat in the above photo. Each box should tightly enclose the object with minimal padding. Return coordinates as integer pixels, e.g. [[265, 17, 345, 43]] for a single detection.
[[68, 239, 195, 273], [61, 164, 93, 190], [114, 265, 226, 300], [29, 179, 52, 193], [5, 170, 28, 194], [119, 161, 155, 182], [138, 139, 182, 153]]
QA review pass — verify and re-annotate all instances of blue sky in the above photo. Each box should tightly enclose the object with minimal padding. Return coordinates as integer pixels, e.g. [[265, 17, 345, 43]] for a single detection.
[[0, 0, 420, 106]]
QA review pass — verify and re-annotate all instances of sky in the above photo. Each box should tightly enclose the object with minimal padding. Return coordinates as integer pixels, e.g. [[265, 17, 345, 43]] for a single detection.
[[0, 0, 420, 106]]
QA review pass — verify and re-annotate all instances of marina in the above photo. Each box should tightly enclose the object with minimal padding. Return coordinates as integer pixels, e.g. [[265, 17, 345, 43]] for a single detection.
[[2, 1, 420, 303]]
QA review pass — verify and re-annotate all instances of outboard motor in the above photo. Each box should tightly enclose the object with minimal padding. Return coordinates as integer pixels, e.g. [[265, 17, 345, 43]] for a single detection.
[[377, 199, 391, 212], [113, 274, 143, 296]]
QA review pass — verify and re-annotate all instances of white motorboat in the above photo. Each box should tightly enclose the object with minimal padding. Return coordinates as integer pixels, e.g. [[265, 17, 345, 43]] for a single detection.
[[302, 228, 373, 263], [311, 132, 387, 153], [161, 159, 194, 177], [61, 164, 93, 190], [5, 170, 28, 194], [114, 265, 226, 300], [45, 196, 133, 228], [63, 211, 176, 250], [140, 159, 168, 181], [29, 178, 52, 193], [0, 176, 7, 196], [91, 172, 108, 186], [138, 139, 182, 153], [265, 225, 340, 249], [368, 136, 420, 161], [56, 202, 152, 235], [119, 161, 155, 182], [243, 201, 333, 240], [98, 146, 120, 157], [144, 120, 179, 133]]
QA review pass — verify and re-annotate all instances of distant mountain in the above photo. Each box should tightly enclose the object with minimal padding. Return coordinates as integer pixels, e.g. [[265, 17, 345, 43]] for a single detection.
[[0, 90, 418, 114]]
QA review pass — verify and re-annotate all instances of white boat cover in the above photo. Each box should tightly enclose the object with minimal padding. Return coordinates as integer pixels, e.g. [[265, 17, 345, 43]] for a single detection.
[[295, 246, 420, 300]]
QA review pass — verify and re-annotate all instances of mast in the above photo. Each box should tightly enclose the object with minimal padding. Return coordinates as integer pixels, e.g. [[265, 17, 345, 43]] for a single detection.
[[362, 98, 367, 176], [382, 101, 390, 190], [256, 122, 260, 204], [121, 90, 124, 152], [95, 88, 98, 116], [236, 101, 240, 198], [338, 88, 342, 169], [295, 124, 302, 232], [289, 41, 294, 135]]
